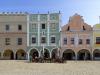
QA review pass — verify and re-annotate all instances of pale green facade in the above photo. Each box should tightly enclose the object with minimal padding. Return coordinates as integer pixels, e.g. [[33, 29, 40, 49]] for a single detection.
[[27, 13, 60, 58]]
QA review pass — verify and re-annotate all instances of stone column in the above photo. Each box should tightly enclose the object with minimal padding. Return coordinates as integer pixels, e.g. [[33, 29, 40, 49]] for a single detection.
[[1, 51, 3, 59], [14, 52, 16, 60], [27, 52, 30, 61], [39, 51, 41, 58], [91, 49, 94, 60], [50, 51, 52, 58], [60, 50, 63, 59], [75, 52, 78, 60]]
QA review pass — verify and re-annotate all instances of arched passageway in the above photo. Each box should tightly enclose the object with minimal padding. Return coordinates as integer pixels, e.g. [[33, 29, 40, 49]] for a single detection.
[[51, 48, 58, 59], [41, 49, 50, 59], [0, 52, 1, 58], [16, 49, 26, 60], [29, 49, 39, 59], [93, 49, 100, 60], [62, 49, 75, 60], [3, 50, 14, 60], [78, 49, 91, 60]]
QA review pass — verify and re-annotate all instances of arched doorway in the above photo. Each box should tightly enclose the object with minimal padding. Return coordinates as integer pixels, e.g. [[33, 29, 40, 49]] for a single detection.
[[93, 49, 100, 60], [3, 50, 14, 60], [0, 52, 1, 59], [41, 49, 50, 59], [30, 49, 39, 59], [62, 49, 75, 60], [16, 49, 26, 60], [78, 49, 91, 60], [51, 48, 58, 59]]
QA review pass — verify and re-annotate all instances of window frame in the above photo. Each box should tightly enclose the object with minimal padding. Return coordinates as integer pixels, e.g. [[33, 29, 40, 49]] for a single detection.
[[5, 38, 10, 45], [71, 38, 74, 44], [50, 23, 56, 29], [32, 23, 37, 29], [5, 24, 10, 31], [51, 36, 56, 43], [32, 37, 36, 44], [96, 37, 100, 44], [86, 39, 90, 44], [63, 38, 67, 45], [79, 39, 82, 44], [41, 37, 46, 43], [18, 24, 22, 31], [17, 38, 22, 45], [41, 23, 46, 29]]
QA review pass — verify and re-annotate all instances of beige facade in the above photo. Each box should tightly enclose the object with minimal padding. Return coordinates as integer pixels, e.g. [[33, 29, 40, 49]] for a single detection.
[[61, 14, 92, 60], [0, 13, 27, 60]]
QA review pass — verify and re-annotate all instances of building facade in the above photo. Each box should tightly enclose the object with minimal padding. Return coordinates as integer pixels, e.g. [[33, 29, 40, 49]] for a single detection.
[[93, 24, 100, 60], [0, 12, 100, 61], [27, 13, 61, 60], [61, 14, 93, 60], [0, 12, 27, 60]]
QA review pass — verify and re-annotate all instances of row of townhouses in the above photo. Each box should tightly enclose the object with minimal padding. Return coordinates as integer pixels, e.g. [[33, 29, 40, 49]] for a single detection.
[[0, 12, 100, 60]]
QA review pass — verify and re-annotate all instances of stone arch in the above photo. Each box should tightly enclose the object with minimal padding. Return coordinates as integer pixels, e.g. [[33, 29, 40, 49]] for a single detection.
[[77, 49, 91, 60], [62, 49, 75, 60], [29, 49, 39, 59], [51, 48, 58, 59], [93, 49, 100, 60], [0, 52, 1, 58], [3, 49, 14, 60], [16, 49, 26, 60], [41, 48, 50, 59]]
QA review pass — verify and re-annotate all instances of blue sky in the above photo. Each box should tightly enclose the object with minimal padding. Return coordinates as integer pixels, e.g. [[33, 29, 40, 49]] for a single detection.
[[0, 0, 100, 26]]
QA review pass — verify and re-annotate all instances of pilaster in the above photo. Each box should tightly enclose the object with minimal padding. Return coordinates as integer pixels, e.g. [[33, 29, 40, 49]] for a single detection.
[[38, 14, 40, 46], [47, 14, 50, 46]]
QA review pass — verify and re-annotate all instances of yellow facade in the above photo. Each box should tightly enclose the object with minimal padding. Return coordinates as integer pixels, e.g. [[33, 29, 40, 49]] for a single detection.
[[93, 24, 100, 48]]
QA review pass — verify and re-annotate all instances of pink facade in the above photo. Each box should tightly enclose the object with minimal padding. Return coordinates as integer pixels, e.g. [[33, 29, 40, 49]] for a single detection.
[[61, 13, 93, 60]]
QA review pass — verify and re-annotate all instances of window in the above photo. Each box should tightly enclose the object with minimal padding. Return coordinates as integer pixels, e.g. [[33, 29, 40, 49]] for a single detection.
[[79, 39, 82, 44], [50, 14, 59, 20], [86, 39, 90, 44], [31, 15, 38, 21], [32, 37, 36, 44], [17, 38, 22, 45], [41, 24, 45, 29], [83, 26, 86, 30], [51, 23, 56, 29], [51, 37, 55, 43], [96, 37, 100, 44], [32, 23, 36, 29], [71, 38, 74, 44], [67, 26, 70, 31], [41, 37, 46, 43], [18, 25, 22, 30], [40, 15, 47, 21], [63, 38, 67, 45], [5, 25, 10, 31], [5, 38, 10, 45]]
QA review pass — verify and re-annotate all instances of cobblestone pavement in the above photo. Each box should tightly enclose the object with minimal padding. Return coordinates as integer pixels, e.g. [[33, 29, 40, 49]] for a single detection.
[[0, 60, 100, 75]]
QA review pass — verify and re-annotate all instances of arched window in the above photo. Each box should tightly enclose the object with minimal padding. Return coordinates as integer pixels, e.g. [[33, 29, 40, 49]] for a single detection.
[[63, 38, 67, 45], [83, 26, 86, 30], [67, 26, 70, 31]]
